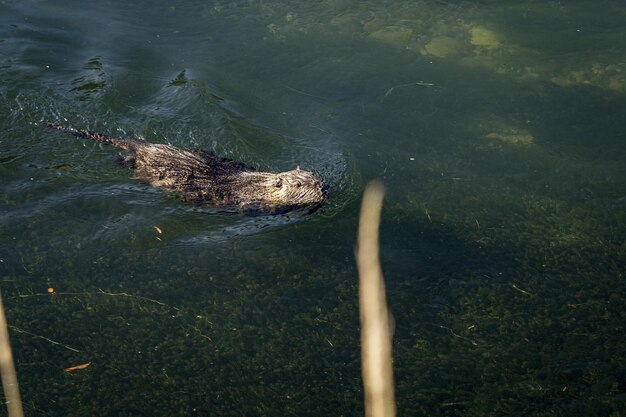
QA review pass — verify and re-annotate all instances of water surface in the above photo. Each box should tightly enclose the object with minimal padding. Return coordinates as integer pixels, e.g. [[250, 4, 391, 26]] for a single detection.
[[1, 1, 625, 416]]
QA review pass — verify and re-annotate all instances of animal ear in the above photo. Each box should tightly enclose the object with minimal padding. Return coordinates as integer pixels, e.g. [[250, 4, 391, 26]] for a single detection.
[[275, 179, 283, 188]]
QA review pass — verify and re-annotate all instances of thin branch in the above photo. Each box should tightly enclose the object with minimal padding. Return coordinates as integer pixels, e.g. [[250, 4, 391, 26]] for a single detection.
[[356, 181, 396, 417], [8, 326, 80, 353], [0, 290, 24, 417]]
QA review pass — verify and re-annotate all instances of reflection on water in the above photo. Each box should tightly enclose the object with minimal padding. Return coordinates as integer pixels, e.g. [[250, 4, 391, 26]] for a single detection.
[[1, 1, 625, 416]]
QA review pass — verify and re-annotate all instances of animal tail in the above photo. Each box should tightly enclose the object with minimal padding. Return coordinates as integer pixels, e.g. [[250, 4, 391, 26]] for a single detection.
[[45, 120, 138, 150]]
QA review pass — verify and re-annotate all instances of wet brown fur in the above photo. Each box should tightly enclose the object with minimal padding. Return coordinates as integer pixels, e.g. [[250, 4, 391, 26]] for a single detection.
[[46, 121, 328, 214]]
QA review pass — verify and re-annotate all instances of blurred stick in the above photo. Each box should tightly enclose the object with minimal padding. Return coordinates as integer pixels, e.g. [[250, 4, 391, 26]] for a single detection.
[[0, 290, 24, 417], [356, 181, 396, 417]]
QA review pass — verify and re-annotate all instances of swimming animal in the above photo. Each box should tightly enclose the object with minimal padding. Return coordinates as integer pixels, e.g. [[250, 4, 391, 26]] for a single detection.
[[46, 121, 328, 214]]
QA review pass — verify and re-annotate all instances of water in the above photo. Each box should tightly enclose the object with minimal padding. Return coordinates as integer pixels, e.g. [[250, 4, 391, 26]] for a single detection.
[[1, 1, 625, 416]]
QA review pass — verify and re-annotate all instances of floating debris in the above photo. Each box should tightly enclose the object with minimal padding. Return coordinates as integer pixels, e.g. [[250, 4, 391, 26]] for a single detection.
[[65, 362, 91, 372]]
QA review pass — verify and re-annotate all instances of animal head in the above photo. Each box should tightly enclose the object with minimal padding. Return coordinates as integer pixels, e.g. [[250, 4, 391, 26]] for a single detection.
[[243, 167, 328, 213]]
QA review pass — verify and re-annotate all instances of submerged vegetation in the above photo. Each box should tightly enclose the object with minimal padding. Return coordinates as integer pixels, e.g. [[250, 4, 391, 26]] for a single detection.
[[0, 0, 625, 416]]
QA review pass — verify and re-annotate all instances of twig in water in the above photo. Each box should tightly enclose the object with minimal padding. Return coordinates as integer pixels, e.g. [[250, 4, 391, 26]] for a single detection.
[[423, 322, 478, 346], [284, 85, 328, 100], [96, 289, 178, 310], [512, 284, 532, 296], [8, 326, 80, 353], [16, 289, 178, 311], [384, 81, 435, 97]]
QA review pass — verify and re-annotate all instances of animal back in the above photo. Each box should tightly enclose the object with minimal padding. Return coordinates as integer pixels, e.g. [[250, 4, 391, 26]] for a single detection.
[[132, 144, 252, 192]]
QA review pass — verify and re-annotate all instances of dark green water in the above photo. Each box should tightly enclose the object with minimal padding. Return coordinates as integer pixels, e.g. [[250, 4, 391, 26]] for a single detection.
[[1, 1, 625, 416]]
